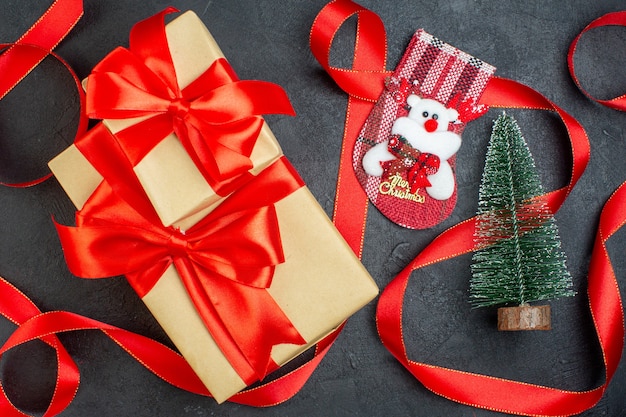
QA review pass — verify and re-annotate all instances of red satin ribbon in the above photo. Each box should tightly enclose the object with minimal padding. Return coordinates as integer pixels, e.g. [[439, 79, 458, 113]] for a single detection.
[[0, 0, 87, 187], [0, 272, 342, 414], [86, 8, 295, 195], [0, 278, 79, 417], [310, 0, 391, 257], [568, 11, 626, 111], [0, 276, 211, 417], [377, 185, 626, 417], [312, 0, 624, 415], [0, 273, 341, 414], [55, 156, 307, 384]]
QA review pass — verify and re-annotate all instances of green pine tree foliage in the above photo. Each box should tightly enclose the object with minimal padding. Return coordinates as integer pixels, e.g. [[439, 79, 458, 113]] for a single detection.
[[469, 113, 575, 309]]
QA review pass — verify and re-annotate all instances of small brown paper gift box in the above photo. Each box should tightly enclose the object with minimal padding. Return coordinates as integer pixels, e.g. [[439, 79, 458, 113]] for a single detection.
[[50, 10, 283, 230], [50, 11, 379, 403]]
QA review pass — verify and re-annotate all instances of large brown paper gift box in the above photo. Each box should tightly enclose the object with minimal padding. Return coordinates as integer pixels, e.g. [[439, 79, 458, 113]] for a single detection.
[[50, 11, 379, 403], [54, 153, 379, 403], [50, 10, 284, 230]]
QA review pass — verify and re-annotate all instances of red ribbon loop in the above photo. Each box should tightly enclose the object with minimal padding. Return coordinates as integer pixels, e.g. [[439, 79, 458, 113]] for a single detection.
[[0, 272, 343, 412], [310, 0, 390, 101], [0, 0, 87, 187], [55, 157, 307, 384], [568, 11, 626, 111], [0, 276, 216, 416], [0, 279, 80, 417], [85, 9, 295, 194], [310, 0, 392, 257]]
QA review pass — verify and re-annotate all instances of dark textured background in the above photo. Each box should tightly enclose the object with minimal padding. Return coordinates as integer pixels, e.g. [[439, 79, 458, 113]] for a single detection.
[[0, 0, 625, 416]]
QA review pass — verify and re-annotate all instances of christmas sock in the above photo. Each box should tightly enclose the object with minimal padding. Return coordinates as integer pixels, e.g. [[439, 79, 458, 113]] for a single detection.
[[354, 29, 495, 229]]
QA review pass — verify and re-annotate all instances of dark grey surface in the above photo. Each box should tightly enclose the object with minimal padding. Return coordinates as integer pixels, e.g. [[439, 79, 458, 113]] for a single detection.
[[0, 0, 625, 416]]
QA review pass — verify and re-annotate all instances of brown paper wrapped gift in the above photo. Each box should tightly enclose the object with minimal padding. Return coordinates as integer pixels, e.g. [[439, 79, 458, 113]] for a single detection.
[[55, 150, 378, 403], [50, 10, 285, 230], [51, 11, 379, 402]]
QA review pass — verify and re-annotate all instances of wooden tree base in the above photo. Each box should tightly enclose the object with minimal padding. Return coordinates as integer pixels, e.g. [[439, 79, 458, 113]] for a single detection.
[[497, 305, 551, 331]]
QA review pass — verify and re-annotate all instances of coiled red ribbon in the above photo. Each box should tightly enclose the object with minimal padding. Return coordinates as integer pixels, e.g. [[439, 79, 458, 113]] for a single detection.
[[310, 0, 391, 257], [311, 1, 625, 415], [568, 11, 626, 111], [0, 271, 339, 414], [0, 0, 87, 187]]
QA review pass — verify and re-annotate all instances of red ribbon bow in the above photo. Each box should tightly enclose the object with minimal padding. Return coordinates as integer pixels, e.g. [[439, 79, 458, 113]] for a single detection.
[[85, 8, 295, 195], [55, 156, 307, 384], [382, 135, 440, 192]]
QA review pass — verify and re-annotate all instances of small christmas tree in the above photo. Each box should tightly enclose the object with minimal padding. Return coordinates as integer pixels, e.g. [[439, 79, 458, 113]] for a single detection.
[[470, 113, 574, 331]]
